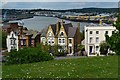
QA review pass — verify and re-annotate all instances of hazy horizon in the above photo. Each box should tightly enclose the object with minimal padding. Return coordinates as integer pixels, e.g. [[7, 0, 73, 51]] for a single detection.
[[2, 2, 118, 10]]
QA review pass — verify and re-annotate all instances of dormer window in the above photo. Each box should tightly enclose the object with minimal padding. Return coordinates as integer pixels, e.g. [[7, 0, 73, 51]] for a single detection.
[[60, 32, 64, 36]]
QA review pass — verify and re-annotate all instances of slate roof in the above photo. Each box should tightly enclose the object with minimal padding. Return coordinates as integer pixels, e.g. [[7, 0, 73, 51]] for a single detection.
[[41, 22, 78, 38], [41, 27, 48, 37], [23, 30, 40, 39], [68, 27, 78, 37], [2, 24, 10, 29], [63, 23, 73, 36], [50, 24, 57, 35]]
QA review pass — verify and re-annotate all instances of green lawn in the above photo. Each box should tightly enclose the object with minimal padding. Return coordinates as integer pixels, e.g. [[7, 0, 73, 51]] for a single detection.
[[0, 62, 2, 79], [2, 55, 118, 78]]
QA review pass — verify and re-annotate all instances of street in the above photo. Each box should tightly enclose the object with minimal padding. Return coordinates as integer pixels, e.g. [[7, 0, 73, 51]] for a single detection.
[[54, 56, 87, 60]]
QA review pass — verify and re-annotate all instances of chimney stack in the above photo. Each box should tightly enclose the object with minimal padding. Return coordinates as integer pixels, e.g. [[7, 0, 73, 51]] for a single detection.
[[99, 19, 102, 26], [78, 22, 80, 31], [56, 18, 60, 33]]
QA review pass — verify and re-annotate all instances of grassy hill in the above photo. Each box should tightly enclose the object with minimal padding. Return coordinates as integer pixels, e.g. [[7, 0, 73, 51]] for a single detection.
[[2, 55, 118, 78]]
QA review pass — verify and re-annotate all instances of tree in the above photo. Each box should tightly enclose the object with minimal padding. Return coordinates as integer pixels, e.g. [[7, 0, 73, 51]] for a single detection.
[[80, 31, 84, 41], [2, 32, 7, 49], [100, 42, 109, 55], [106, 11, 120, 55]]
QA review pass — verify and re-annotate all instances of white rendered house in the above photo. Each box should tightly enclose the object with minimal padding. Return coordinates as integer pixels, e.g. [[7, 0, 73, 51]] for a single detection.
[[84, 24, 116, 56], [6, 31, 19, 52]]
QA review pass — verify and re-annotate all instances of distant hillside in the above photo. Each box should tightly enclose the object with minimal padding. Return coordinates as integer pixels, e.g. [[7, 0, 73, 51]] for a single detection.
[[66, 8, 118, 13], [30, 8, 118, 13], [2, 8, 119, 15]]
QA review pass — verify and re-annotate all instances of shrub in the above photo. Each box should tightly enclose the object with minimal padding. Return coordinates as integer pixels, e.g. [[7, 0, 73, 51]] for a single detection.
[[5, 46, 54, 65], [53, 51, 66, 57], [100, 42, 109, 55], [51, 45, 67, 57]]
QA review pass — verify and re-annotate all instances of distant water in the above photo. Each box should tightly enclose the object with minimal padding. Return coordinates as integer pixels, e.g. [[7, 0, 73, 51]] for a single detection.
[[10, 16, 95, 32]]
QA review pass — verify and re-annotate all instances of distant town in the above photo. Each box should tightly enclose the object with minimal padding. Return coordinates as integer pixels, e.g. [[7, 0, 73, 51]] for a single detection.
[[1, 8, 118, 23], [1, 7, 118, 56], [1, 1, 120, 78]]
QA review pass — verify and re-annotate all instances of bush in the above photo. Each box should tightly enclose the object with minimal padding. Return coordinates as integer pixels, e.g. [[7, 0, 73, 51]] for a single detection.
[[5, 47, 54, 65], [49, 45, 67, 57], [100, 42, 109, 55], [53, 50, 67, 57]]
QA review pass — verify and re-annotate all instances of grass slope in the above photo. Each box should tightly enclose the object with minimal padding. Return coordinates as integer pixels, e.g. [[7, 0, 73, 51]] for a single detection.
[[2, 56, 118, 78], [0, 62, 2, 78]]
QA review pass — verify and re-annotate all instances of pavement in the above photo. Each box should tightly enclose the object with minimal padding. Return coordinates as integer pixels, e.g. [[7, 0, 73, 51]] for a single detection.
[[54, 56, 87, 60]]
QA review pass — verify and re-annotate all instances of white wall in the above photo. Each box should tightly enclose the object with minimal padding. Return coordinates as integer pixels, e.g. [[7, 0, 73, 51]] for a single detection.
[[85, 25, 116, 56], [6, 31, 18, 52], [41, 37, 46, 45]]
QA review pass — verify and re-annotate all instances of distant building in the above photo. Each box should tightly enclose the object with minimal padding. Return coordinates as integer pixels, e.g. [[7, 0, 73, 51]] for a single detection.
[[18, 30, 40, 48], [2, 21, 25, 34], [6, 31, 18, 52], [6, 22, 41, 52], [84, 24, 116, 56], [41, 21, 81, 55]]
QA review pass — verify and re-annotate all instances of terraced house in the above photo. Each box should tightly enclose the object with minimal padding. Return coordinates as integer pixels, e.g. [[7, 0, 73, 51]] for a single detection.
[[41, 21, 81, 55]]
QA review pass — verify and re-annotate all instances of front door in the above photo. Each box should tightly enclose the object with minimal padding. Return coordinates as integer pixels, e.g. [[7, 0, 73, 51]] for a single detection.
[[69, 47, 72, 53], [89, 46, 93, 54]]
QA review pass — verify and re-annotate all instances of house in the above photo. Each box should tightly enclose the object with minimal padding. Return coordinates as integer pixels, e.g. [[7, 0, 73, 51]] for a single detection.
[[18, 30, 40, 48], [6, 31, 18, 52], [41, 20, 81, 55], [6, 22, 41, 52], [2, 23, 11, 33], [84, 24, 116, 56], [2, 21, 25, 34]]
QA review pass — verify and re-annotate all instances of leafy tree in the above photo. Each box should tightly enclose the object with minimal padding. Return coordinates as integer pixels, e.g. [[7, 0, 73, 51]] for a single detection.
[[2, 32, 7, 49], [80, 31, 84, 41], [100, 42, 109, 55], [106, 11, 120, 55]]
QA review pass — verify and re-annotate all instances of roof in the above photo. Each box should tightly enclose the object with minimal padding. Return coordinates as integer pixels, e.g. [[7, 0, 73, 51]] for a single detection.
[[63, 23, 73, 36], [23, 30, 40, 39], [8, 21, 19, 24], [2, 24, 10, 29], [68, 27, 78, 37], [41, 22, 77, 38], [41, 27, 48, 37], [50, 24, 57, 35]]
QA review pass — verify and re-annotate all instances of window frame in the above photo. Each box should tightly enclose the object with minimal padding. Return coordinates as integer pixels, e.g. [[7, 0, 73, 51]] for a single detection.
[[105, 31, 108, 35], [96, 31, 99, 34], [90, 31, 93, 34], [96, 37, 99, 43], [89, 37, 93, 43], [69, 39, 72, 44], [60, 32, 64, 36]]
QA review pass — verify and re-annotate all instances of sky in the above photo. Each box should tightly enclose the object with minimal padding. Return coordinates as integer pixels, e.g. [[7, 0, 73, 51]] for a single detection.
[[1, 0, 119, 9], [2, 0, 120, 2]]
